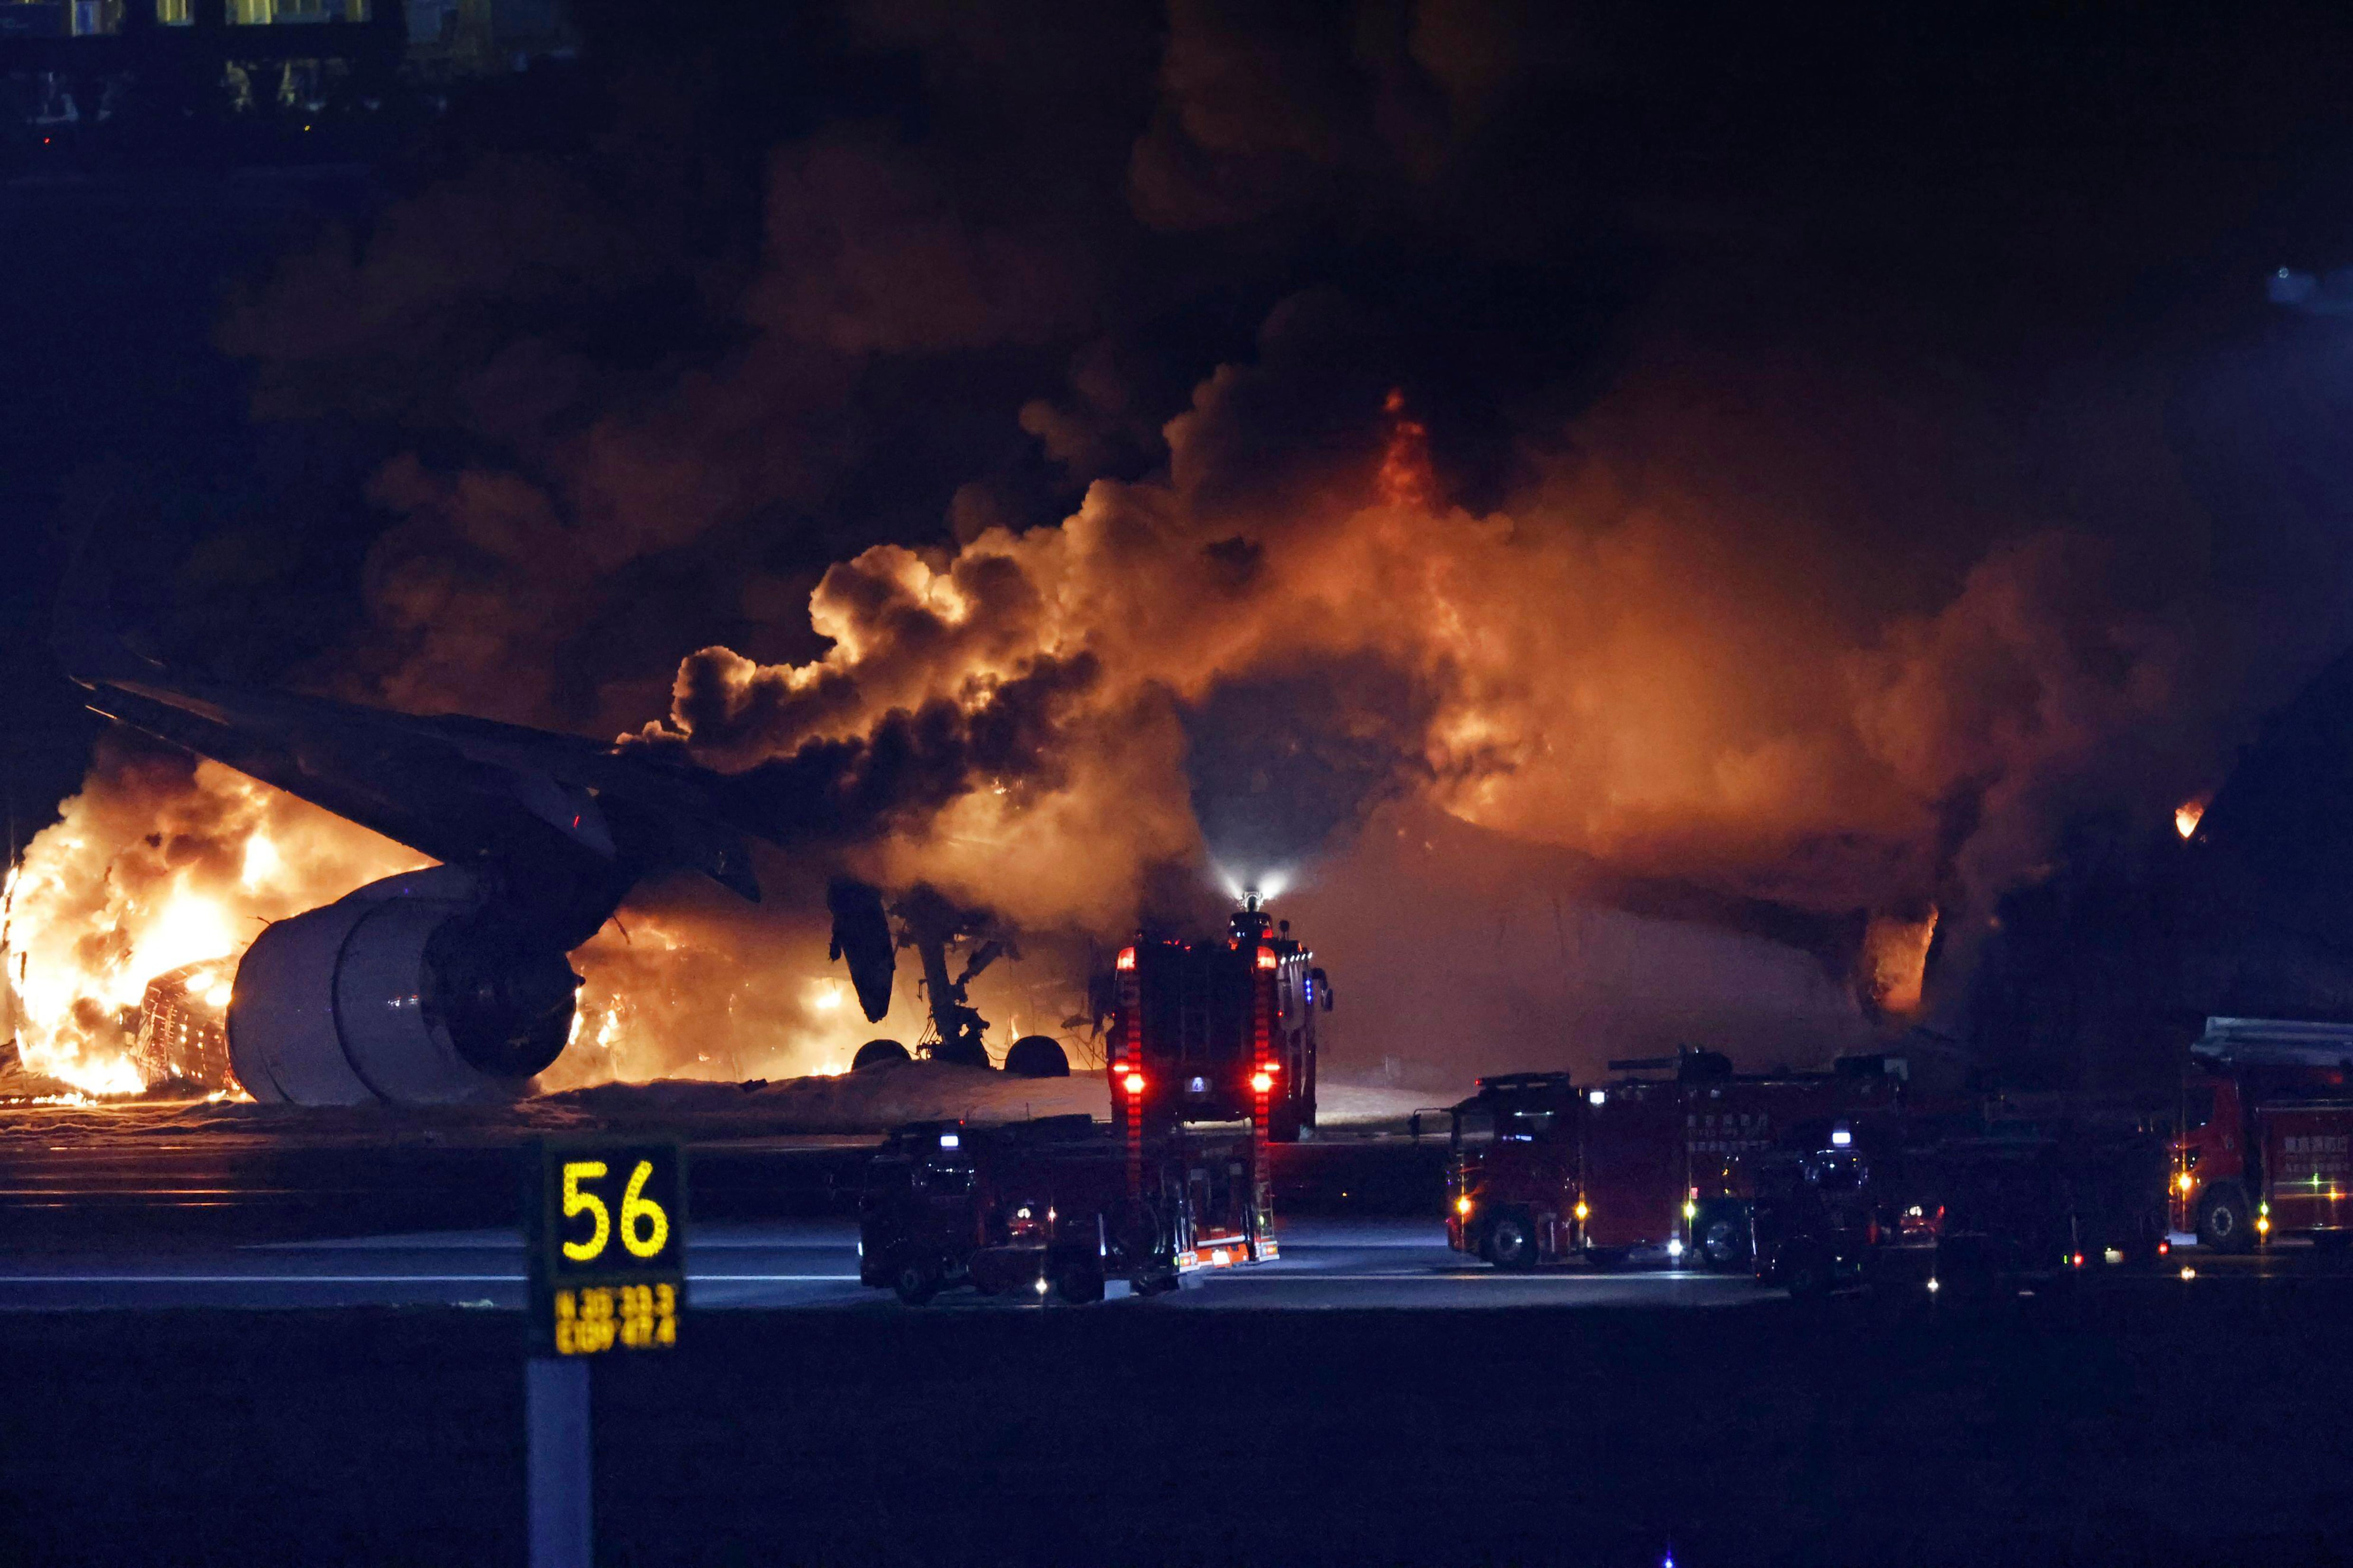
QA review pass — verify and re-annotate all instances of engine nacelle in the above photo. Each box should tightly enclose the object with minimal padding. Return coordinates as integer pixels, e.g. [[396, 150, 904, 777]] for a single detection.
[[226, 868, 581, 1107]]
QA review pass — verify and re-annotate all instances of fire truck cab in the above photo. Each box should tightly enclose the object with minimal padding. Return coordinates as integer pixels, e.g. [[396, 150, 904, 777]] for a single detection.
[[2174, 1017, 2353, 1252], [1443, 1072, 1584, 1268], [1747, 1112, 1935, 1300]]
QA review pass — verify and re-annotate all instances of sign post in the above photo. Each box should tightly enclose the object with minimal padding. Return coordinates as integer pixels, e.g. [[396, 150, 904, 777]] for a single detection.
[[526, 1357, 592, 1568], [523, 1140, 686, 1568]]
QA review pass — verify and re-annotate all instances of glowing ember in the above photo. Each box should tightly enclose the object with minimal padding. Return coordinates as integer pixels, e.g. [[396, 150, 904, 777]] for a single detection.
[[2175, 799, 2205, 839]]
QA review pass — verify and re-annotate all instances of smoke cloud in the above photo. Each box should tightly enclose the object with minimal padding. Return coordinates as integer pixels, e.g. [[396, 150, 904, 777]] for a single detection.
[[22, 0, 2347, 1090]]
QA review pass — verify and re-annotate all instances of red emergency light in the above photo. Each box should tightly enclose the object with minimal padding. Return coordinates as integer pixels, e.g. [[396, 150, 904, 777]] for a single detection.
[[1255, 948, 1278, 971], [1121, 1070, 1146, 1095], [1116, 946, 1137, 971]]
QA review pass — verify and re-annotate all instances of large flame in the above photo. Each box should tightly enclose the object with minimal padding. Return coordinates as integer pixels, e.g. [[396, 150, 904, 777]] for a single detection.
[[1, 741, 1038, 1098], [3, 749, 424, 1095]]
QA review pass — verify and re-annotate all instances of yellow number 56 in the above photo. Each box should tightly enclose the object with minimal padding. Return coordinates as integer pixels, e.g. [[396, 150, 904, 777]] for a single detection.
[[561, 1158, 668, 1263]]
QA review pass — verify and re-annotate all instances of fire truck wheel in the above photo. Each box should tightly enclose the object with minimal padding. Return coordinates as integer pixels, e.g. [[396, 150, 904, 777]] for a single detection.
[[1697, 1215, 1749, 1271], [1053, 1263, 1105, 1304], [892, 1257, 942, 1306], [1131, 1264, 1181, 1297], [1484, 1210, 1538, 1270], [2196, 1184, 2256, 1254], [1780, 1245, 1832, 1303], [2117, 1214, 2167, 1267]]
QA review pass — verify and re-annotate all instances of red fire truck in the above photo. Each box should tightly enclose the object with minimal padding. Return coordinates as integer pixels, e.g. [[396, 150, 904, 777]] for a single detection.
[[1106, 894, 1330, 1143], [1444, 1049, 1908, 1269], [2174, 1016, 2353, 1252], [858, 1115, 1273, 1303]]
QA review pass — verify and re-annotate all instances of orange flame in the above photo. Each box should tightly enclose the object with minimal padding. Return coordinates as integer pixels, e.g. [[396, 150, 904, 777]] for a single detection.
[[4, 747, 1037, 1098], [1861, 906, 1938, 1015], [3, 756, 422, 1096]]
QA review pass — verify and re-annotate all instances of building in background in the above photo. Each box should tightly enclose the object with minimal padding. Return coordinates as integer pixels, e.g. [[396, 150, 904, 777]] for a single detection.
[[0, 0, 573, 73]]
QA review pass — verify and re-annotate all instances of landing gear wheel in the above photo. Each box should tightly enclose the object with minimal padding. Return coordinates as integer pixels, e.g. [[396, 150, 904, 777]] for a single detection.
[[2196, 1184, 2255, 1254], [1052, 1264, 1105, 1304], [1698, 1214, 1748, 1271], [893, 1258, 941, 1306], [1003, 1035, 1071, 1078], [1484, 1211, 1537, 1271], [852, 1039, 910, 1071]]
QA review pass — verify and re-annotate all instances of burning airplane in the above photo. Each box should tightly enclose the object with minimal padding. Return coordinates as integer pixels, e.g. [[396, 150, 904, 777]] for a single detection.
[[48, 618, 897, 1107]]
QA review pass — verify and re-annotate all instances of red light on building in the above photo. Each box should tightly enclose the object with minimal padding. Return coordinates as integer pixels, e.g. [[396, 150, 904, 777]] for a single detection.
[[1116, 946, 1137, 971]]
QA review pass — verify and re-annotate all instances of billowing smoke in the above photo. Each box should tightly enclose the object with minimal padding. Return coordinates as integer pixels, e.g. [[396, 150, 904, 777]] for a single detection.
[[17, 1, 2336, 1091]]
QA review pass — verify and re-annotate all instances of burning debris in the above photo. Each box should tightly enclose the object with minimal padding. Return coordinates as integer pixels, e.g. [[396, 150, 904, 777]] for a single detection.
[[128, 962, 234, 1090]]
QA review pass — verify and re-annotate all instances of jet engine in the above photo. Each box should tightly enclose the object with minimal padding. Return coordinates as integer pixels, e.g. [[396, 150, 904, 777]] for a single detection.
[[226, 867, 580, 1106]]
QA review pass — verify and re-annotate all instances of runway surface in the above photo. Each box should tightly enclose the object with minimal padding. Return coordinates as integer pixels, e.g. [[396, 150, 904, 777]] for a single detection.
[[0, 1215, 2323, 1311], [0, 1217, 1777, 1310]]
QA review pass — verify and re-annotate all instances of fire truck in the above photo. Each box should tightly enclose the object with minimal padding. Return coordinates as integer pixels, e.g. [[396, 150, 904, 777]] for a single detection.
[[2174, 1016, 2353, 1252], [858, 897, 1317, 1304], [1444, 1048, 1907, 1269], [1106, 894, 1330, 1143], [1750, 1106, 2167, 1301], [858, 1114, 1273, 1304]]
